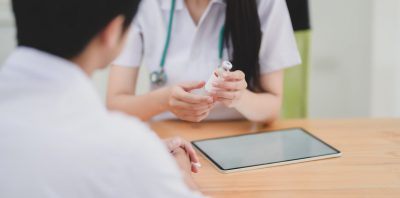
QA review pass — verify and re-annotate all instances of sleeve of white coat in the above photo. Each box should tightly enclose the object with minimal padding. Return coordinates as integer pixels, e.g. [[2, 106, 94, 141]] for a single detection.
[[112, 17, 143, 68], [258, 0, 302, 74], [132, 133, 205, 198], [110, 115, 206, 198]]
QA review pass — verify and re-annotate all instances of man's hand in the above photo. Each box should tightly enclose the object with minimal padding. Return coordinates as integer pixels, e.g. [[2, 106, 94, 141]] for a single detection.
[[164, 137, 201, 173]]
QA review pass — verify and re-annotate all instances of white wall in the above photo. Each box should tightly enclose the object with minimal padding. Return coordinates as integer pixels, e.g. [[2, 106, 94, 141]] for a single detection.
[[0, 0, 15, 64], [370, 0, 400, 117], [308, 0, 373, 118]]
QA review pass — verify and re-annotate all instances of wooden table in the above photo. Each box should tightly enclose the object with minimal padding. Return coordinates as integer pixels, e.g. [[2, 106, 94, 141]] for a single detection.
[[150, 119, 400, 198]]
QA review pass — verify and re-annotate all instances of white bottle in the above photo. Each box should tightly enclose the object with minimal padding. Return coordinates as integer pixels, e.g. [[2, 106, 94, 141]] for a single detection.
[[204, 61, 233, 93]]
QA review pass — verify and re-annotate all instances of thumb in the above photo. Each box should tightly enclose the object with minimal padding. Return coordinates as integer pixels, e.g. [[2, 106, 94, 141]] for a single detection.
[[180, 81, 205, 92]]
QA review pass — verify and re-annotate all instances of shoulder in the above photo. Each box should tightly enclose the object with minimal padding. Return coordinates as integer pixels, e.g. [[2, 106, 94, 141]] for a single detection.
[[130, 0, 164, 27], [137, 0, 163, 13], [257, 0, 288, 18], [256, 0, 286, 9]]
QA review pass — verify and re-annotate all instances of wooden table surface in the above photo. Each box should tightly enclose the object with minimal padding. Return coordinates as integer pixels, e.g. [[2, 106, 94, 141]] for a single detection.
[[150, 119, 400, 198]]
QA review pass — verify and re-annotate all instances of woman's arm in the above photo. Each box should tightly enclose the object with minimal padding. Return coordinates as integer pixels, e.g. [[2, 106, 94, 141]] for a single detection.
[[107, 66, 170, 121], [211, 70, 284, 124], [107, 65, 214, 122], [234, 71, 283, 123]]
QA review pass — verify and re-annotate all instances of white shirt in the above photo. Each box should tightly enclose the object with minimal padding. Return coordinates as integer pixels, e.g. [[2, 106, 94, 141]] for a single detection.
[[0, 47, 204, 198], [114, 0, 301, 121]]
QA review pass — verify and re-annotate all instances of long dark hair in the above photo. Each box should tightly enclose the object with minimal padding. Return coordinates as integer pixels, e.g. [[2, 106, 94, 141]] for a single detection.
[[224, 0, 263, 92]]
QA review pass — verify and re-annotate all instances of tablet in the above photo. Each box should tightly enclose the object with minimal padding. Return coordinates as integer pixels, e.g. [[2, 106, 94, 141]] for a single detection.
[[192, 128, 341, 173]]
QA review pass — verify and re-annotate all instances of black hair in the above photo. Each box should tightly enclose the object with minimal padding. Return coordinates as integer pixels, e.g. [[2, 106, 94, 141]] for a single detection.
[[12, 0, 141, 59], [224, 0, 263, 92]]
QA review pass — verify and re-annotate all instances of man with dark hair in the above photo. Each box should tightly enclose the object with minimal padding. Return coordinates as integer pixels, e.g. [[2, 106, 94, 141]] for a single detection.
[[0, 0, 204, 197]]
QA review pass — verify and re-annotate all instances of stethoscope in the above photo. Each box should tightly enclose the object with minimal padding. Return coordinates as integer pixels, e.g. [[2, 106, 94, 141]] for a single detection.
[[150, 0, 226, 86]]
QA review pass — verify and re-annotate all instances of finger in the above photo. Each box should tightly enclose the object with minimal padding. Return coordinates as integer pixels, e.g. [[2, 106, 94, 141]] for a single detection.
[[178, 107, 211, 117], [170, 99, 211, 111], [222, 70, 245, 81], [191, 162, 200, 173], [164, 137, 182, 152], [167, 137, 200, 169], [218, 98, 234, 107], [191, 104, 213, 112], [181, 111, 209, 122], [164, 138, 174, 152], [180, 81, 206, 92], [181, 139, 202, 173], [173, 88, 213, 104], [170, 137, 183, 149], [212, 80, 246, 91], [182, 140, 200, 164], [210, 91, 237, 100]]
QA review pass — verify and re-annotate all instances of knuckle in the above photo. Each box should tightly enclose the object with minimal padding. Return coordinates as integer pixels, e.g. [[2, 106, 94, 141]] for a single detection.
[[194, 111, 204, 116], [222, 92, 228, 98], [171, 89, 180, 97], [174, 136, 181, 141], [194, 117, 202, 122], [168, 99, 175, 107], [191, 97, 200, 103], [195, 105, 206, 111], [175, 138, 183, 145], [172, 86, 179, 93], [175, 112, 183, 118]]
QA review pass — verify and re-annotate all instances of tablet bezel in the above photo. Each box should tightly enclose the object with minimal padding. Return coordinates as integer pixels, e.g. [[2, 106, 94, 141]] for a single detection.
[[191, 128, 341, 173]]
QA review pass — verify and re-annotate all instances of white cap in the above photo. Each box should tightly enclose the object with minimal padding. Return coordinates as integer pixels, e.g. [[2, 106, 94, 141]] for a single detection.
[[221, 61, 233, 71]]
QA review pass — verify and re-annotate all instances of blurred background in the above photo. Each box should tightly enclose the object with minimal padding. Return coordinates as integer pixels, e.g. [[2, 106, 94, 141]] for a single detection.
[[0, 0, 399, 119]]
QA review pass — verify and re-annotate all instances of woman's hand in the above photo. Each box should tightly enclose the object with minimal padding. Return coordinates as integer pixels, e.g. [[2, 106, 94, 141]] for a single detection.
[[164, 137, 201, 173], [167, 81, 214, 122], [210, 70, 248, 108]]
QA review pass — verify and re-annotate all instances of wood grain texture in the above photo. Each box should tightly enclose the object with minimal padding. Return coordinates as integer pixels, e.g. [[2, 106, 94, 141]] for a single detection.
[[150, 119, 400, 198]]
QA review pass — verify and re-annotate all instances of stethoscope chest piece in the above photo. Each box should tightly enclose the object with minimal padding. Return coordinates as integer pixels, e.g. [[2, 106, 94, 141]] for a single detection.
[[150, 0, 224, 87], [150, 69, 167, 86]]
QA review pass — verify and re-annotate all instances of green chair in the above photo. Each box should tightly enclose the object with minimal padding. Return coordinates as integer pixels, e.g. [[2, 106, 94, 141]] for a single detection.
[[282, 30, 310, 118]]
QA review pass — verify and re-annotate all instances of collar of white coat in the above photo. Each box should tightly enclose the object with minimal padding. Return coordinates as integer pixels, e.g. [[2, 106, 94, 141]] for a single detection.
[[3, 46, 91, 84], [161, 0, 225, 10]]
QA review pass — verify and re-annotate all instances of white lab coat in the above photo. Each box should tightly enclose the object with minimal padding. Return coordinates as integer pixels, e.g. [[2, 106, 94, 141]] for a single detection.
[[0, 47, 204, 198], [114, 0, 301, 121]]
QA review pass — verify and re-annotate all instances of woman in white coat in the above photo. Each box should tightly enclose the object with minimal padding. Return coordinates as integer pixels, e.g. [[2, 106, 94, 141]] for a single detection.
[[107, 0, 301, 123]]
